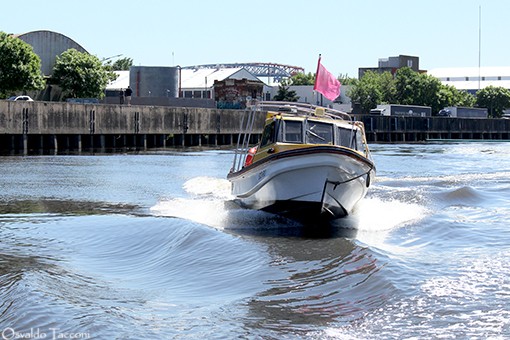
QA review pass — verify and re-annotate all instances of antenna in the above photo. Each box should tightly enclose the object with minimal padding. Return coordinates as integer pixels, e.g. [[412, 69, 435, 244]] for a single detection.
[[478, 5, 482, 91]]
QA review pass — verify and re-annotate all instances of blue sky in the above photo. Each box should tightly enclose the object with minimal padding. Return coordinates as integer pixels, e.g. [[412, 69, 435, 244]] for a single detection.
[[2, 0, 508, 78]]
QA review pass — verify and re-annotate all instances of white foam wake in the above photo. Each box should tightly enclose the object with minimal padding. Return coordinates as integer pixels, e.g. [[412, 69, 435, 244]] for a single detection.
[[345, 197, 428, 251]]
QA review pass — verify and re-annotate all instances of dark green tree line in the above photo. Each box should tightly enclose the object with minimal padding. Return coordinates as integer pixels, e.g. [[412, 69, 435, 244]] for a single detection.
[[476, 86, 510, 118], [348, 67, 483, 114]]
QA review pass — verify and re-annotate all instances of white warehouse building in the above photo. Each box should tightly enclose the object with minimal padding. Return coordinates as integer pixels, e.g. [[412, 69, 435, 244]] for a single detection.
[[428, 67, 510, 93]]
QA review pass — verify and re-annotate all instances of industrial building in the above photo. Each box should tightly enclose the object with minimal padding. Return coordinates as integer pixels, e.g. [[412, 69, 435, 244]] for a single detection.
[[427, 67, 510, 94], [104, 66, 267, 108], [358, 55, 424, 79], [13, 30, 88, 76]]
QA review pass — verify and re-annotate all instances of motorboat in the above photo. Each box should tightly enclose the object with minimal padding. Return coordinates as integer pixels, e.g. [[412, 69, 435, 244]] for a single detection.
[[227, 101, 375, 222]]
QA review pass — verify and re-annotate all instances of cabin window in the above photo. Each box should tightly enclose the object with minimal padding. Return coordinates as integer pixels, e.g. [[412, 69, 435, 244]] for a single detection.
[[306, 121, 333, 144], [356, 132, 366, 153], [281, 120, 303, 143], [351, 129, 358, 150], [260, 121, 277, 147], [338, 127, 353, 148]]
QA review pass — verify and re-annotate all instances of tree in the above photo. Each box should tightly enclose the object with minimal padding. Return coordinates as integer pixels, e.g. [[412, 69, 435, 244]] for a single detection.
[[476, 86, 510, 118], [348, 67, 478, 114], [0, 31, 45, 98], [453, 88, 476, 107], [52, 48, 118, 99], [273, 83, 299, 102], [441, 85, 476, 108], [394, 67, 472, 113], [290, 72, 315, 85], [394, 67, 421, 106], [378, 71, 396, 103], [337, 73, 357, 86], [347, 71, 383, 114], [290, 72, 356, 86]]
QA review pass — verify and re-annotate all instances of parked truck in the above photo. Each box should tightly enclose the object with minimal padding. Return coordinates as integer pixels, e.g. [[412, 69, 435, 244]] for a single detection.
[[440, 107, 488, 118], [370, 104, 432, 117]]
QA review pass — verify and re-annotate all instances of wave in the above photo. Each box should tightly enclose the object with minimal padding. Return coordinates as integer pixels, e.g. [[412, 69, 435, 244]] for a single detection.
[[376, 171, 510, 189], [322, 250, 510, 340], [150, 176, 429, 246]]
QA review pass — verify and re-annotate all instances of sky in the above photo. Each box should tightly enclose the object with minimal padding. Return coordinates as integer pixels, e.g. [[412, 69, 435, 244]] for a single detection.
[[2, 0, 509, 78]]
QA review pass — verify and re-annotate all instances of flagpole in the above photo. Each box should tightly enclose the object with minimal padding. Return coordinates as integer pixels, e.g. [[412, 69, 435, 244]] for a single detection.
[[478, 5, 482, 91], [314, 54, 321, 90], [314, 54, 321, 105]]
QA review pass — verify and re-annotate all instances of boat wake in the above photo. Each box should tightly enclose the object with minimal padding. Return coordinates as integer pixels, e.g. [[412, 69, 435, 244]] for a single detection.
[[150, 176, 428, 241], [151, 177, 294, 230]]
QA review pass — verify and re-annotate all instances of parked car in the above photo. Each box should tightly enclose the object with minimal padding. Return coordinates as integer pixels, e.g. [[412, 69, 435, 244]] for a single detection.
[[370, 108, 387, 115], [435, 109, 451, 117], [8, 95, 33, 101]]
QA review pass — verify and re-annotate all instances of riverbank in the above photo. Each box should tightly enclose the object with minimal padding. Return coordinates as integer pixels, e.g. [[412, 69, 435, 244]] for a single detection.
[[1, 100, 509, 154]]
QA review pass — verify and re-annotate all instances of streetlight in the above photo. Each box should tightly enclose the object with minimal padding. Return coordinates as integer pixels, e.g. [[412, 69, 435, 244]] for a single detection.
[[101, 54, 123, 63]]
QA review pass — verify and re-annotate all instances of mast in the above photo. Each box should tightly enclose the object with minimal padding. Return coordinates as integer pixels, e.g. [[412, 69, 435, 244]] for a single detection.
[[478, 5, 482, 91]]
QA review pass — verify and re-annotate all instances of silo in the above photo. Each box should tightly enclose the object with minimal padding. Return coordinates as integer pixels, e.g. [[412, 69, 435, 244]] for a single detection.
[[129, 66, 179, 98]]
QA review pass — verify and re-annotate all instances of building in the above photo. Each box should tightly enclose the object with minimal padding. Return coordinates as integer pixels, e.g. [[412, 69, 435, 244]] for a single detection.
[[427, 67, 510, 94], [214, 78, 264, 109], [104, 66, 266, 108], [359, 55, 423, 79], [14, 30, 88, 76], [180, 67, 266, 99]]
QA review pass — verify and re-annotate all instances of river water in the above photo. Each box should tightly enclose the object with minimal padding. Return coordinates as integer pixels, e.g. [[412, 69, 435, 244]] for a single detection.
[[0, 142, 509, 339]]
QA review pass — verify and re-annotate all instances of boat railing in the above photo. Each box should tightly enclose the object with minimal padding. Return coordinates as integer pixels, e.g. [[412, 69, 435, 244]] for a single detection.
[[256, 101, 360, 153], [231, 107, 257, 173], [255, 101, 353, 122], [230, 101, 364, 174]]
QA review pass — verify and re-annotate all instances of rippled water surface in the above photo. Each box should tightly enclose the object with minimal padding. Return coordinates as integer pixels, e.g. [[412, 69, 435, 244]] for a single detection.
[[0, 143, 509, 339]]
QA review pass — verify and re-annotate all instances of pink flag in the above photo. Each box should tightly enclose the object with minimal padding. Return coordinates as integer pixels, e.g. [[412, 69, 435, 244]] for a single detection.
[[313, 56, 341, 101]]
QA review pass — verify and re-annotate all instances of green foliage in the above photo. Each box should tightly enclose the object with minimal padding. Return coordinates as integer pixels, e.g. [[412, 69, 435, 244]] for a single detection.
[[337, 73, 357, 86], [273, 84, 299, 102], [0, 31, 45, 98], [52, 49, 118, 99], [347, 71, 390, 114], [454, 88, 476, 107], [475, 86, 510, 118], [104, 57, 133, 71], [349, 67, 477, 114], [290, 72, 315, 85], [393, 67, 420, 105], [289, 72, 356, 86]]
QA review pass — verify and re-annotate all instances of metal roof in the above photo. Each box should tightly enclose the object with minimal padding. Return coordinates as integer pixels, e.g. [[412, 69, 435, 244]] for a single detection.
[[180, 67, 261, 89], [107, 67, 263, 91], [107, 71, 130, 90], [182, 62, 304, 81]]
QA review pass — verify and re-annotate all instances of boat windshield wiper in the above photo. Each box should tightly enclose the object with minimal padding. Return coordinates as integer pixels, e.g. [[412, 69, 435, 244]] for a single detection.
[[306, 129, 325, 141]]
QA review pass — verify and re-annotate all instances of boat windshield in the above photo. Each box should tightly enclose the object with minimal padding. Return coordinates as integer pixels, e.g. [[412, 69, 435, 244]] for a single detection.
[[280, 120, 303, 143], [338, 127, 352, 148], [272, 118, 365, 153], [306, 121, 333, 144], [260, 120, 278, 147]]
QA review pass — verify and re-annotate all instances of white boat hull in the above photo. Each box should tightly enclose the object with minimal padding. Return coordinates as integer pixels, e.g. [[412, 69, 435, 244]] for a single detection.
[[228, 146, 375, 221]]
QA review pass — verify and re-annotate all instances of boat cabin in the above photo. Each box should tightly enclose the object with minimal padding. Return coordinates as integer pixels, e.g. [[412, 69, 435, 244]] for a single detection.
[[252, 112, 369, 164]]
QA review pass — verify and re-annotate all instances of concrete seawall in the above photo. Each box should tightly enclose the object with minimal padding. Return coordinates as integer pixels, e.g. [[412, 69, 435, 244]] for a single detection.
[[358, 115, 510, 142], [1, 100, 509, 154], [0, 100, 265, 154]]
